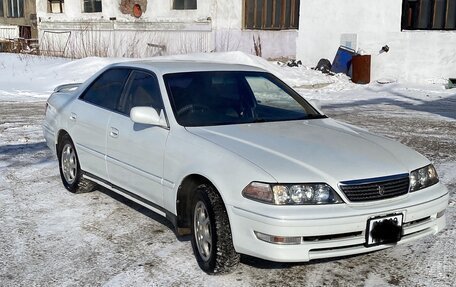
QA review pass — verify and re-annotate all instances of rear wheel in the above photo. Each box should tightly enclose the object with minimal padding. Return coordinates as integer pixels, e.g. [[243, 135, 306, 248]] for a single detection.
[[191, 184, 240, 274], [58, 134, 96, 193]]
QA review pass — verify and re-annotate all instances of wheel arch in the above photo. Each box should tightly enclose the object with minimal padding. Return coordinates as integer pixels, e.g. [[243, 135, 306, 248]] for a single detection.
[[175, 173, 228, 236], [56, 129, 71, 154]]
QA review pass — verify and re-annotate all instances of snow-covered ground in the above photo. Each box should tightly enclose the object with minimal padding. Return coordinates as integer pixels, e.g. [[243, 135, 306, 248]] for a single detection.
[[0, 52, 455, 286]]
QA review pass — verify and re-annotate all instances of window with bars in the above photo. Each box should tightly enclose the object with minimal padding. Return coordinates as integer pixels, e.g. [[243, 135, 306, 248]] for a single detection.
[[244, 0, 300, 30], [83, 0, 102, 13], [48, 0, 64, 13], [173, 0, 197, 10], [402, 0, 456, 30], [7, 0, 24, 18]]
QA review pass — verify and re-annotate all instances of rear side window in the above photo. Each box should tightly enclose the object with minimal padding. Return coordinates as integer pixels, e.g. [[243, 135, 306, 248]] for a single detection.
[[80, 69, 130, 110]]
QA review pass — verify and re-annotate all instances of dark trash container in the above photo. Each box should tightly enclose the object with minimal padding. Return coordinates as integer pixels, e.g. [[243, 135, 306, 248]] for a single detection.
[[352, 55, 371, 84]]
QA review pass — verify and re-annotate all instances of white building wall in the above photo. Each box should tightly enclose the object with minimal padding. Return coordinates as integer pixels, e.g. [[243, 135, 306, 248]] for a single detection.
[[36, 0, 297, 59], [36, 0, 214, 57], [297, 0, 456, 82], [212, 1, 297, 58], [36, 0, 213, 21]]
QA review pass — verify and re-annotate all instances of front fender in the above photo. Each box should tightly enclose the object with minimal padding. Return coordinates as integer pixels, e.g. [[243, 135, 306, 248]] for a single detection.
[[162, 126, 276, 214]]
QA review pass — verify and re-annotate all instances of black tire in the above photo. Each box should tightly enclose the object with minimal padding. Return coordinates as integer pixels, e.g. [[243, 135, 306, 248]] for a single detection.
[[57, 134, 96, 194], [191, 184, 240, 274]]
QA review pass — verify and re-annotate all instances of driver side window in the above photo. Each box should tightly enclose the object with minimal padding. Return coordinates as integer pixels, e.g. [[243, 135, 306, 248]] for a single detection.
[[120, 71, 164, 115]]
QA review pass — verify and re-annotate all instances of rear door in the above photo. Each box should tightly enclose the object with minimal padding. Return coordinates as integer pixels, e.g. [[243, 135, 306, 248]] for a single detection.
[[68, 68, 131, 179], [106, 70, 169, 206]]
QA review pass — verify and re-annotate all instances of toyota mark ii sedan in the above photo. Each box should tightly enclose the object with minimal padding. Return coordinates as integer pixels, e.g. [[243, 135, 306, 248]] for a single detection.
[[43, 60, 448, 274]]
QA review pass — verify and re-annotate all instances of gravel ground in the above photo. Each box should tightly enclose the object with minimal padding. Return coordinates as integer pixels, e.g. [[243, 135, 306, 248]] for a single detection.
[[0, 96, 455, 287]]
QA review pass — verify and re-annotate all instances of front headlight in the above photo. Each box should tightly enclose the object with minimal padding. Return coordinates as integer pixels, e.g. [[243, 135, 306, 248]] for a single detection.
[[242, 182, 344, 205], [410, 164, 439, 192]]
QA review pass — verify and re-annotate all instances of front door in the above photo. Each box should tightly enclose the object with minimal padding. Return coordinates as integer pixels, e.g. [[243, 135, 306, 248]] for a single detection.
[[106, 70, 169, 206]]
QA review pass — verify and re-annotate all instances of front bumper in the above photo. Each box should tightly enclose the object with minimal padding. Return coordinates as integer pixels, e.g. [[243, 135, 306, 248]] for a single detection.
[[228, 184, 448, 262]]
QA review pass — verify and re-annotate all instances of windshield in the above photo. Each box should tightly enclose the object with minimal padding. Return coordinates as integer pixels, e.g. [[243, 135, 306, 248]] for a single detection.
[[164, 71, 325, 127]]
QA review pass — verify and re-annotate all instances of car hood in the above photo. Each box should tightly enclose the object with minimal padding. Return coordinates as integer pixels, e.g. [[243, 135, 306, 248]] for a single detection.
[[186, 119, 430, 185]]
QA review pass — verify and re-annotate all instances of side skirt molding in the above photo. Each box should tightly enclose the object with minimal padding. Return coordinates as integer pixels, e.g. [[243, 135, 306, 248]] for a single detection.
[[82, 171, 178, 228]]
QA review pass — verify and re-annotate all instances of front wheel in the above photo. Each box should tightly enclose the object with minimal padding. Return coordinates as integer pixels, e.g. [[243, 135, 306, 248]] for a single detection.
[[191, 184, 240, 274], [58, 134, 96, 193]]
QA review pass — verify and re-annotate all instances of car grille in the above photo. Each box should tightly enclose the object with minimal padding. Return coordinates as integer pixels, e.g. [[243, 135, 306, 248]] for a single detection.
[[339, 174, 410, 202]]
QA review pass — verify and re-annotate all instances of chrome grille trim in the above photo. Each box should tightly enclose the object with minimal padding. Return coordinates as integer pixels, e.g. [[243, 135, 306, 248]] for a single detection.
[[339, 173, 410, 202]]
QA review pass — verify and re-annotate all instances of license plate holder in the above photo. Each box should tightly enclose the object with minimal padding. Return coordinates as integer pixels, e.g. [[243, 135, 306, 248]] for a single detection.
[[365, 213, 403, 247]]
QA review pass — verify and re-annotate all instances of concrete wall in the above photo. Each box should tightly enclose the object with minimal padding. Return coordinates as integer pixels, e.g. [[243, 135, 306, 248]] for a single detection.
[[36, 0, 297, 59], [297, 0, 456, 82]]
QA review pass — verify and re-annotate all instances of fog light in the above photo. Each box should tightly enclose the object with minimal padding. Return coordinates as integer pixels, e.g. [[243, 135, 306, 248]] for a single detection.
[[436, 210, 445, 218], [255, 231, 302, 245]]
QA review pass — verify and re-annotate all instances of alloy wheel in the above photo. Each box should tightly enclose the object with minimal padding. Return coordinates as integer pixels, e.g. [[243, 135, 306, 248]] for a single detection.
[[194, 201, 212, 261], [61, 143, 77, 185]]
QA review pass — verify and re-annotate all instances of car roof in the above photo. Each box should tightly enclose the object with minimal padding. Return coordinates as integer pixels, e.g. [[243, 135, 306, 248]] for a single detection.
[[110, 60, 267, 75]]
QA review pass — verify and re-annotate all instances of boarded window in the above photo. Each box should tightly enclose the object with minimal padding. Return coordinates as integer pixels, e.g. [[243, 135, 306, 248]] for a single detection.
[[83, 0, 102, 13], [173, 0, 197, 10], [7, 0, 24, 18], [402, 0, 456, 30], [48, 0, 64, 13], [244, 0, 300, 30], [19, 25, 31, 39]]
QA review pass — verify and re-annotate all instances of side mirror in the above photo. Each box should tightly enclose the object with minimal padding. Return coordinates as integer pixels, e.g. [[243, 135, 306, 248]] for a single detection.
[[130, 107, 167, 128]]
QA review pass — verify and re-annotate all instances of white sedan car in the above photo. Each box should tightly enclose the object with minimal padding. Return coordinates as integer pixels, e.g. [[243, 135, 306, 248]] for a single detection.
[[43, 61, 448, 274]]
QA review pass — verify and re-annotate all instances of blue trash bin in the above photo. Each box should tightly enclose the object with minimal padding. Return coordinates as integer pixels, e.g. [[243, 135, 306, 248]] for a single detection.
[[331, 46, 356, 76]]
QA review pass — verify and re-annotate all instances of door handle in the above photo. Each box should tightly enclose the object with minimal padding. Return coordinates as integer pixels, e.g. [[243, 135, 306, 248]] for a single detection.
[[69, 113, 77, 121], [110, 127, 119, 138]]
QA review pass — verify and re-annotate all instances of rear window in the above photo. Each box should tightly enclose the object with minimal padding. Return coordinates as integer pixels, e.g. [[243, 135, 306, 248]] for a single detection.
[[80, 69, 130, 111]]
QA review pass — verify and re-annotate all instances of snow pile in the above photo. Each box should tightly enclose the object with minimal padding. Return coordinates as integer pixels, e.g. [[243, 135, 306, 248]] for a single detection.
[[0, 52, 349, 100], [0, 51, 453, 119], [0, 54, 128, 99], [158, 51, 338, 87]]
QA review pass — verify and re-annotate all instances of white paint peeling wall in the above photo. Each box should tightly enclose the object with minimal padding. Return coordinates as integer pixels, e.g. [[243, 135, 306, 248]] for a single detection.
[[297, 0, 456, 82], [36, 0, 213, 21], [36, 0, 214, 57], [36, 0, 297, 59]]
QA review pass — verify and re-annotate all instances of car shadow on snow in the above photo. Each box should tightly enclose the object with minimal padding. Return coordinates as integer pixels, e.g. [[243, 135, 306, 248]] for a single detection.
[[90, 185, 388, 270], [0, 141, 55, 167], [240, 250, 385, 270], [89, 185, 390, 270], [96, 186, 190, 242]]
